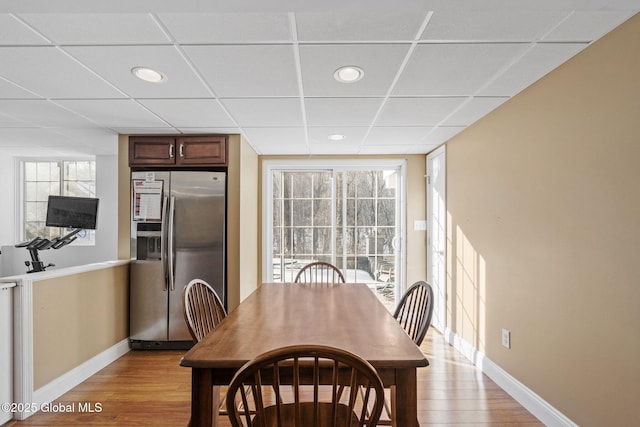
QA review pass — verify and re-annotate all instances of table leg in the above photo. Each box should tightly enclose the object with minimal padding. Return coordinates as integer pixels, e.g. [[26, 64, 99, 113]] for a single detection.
[[394, 368, 419, 427], [191, 368, 215, 427]]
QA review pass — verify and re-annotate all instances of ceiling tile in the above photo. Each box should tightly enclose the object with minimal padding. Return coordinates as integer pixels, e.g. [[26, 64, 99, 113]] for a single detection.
[[479, 43, 586, 96], [299, 44, 410, 97], [0, 111, 29, 126], [0, 130, 96, 156], [422, 10, 570, 41], [0, 127, 76, 146], [242, 127, 308, 154], [0, 77, 40, 98], [0, 100, 95, 127], [66, 45, 211, 98], [139, 99, 237, 127], [115, 127, 180, 134], [442, 97, 508, 126], [222, 98, 303, 127], [362, 142, 439, 154], [0, 47, 124, 98], [55, 99, 171, 128], [393, 43, 530, 96], [365, 126, 433, 145], [305, 97, 383, 126], [158, 13, 291, 42], [542, 11, 636, 41], [253, 144, 309, 155], [249, 141, 309, 155], [423, 126, 465, 145], [360, 144, 431, 154], [307, 126, 368, 146], [377, 97, 466, 126], [0, 6, 636, 157], [0, 14, 50, 45], [18, 13, 171, 44], [295, 10, 428, 41], [184, 45, 299, 97], [408, 144, 441, 154], [51, 127, 119, 154], [178, 127, 240, 134], [310, 141, 362, 155]]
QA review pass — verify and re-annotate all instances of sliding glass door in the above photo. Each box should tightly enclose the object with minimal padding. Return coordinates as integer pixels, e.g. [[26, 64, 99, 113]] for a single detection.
[[264, 160, 405, 310]]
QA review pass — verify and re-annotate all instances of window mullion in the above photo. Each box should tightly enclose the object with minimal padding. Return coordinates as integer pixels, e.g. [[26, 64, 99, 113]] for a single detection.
[[59, 161, 64, 196]]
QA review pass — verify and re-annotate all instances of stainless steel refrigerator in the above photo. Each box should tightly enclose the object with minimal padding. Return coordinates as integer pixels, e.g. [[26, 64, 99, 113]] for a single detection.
[[129, 171, 226, 349]]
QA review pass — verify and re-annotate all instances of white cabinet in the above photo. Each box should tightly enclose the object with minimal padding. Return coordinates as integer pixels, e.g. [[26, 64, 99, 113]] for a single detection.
[[0, 283, 14, 425]]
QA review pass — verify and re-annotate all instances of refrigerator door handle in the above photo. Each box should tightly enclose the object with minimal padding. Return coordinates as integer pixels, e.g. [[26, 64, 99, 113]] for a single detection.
[[168, 195, 176, 291], [160, 195, 169, 291]]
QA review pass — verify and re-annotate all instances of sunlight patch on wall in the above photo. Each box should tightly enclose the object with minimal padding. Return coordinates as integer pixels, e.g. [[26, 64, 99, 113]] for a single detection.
[[454, 224, 487, 353]]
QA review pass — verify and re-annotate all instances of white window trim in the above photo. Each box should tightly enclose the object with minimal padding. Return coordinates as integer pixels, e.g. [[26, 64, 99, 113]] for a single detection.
[[262, 159, 407, 291], [15, 157, 96, 244]]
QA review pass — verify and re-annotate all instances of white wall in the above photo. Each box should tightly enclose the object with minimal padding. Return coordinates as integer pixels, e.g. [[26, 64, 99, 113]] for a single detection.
[[0, 155, 119, 277], [0, 155, 16, 247]]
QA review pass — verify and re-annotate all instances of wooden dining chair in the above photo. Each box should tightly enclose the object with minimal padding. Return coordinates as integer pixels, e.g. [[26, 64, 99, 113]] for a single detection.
[[182, 278, 227, 343], [226, 344, 384, 427], [394, 280, 434, 347], [182, 278, 236, 419], [294, 261, 346, 284], [376, 280, 435, 425]]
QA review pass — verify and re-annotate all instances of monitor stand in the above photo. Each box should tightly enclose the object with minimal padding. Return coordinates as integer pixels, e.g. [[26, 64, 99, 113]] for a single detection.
[[15, 229, 82, 273]]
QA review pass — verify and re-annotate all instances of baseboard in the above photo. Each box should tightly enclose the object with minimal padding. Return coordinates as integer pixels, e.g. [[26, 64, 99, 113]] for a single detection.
[[443, 328, 577, 427], [32, 338, 130, 409]]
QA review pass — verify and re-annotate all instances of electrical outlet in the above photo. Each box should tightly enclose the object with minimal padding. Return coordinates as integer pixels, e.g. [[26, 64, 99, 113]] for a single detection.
[[501, 328, 511, 349]]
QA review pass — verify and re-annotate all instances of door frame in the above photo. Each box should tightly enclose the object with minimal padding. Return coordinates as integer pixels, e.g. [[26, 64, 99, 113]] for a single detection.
[[262, 159, 407, 296], [426, 146, 446, 332]]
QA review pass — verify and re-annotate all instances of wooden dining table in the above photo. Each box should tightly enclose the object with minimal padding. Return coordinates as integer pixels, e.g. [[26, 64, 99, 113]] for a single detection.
[[179, 282, 429, 427]]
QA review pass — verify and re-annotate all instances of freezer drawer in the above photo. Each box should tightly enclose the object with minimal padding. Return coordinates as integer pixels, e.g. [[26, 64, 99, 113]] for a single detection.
[[129, 260, 168, 342]]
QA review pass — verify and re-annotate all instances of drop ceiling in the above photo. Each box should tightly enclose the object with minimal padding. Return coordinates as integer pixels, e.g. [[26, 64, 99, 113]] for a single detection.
[[0, 1, 636, 156]]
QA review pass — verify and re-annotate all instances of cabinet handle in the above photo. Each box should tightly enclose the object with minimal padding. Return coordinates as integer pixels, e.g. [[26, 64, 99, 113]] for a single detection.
[[169, 144, 174, 158], [179, 143, 184, 157]]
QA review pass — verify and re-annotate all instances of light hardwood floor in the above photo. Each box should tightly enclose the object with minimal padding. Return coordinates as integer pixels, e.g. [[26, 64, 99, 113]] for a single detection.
[[3, 330, 542, 426]]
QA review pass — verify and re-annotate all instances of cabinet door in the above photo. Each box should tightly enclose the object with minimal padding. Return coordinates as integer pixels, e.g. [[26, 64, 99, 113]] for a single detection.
[[176, 136, 227, 166], [129, 136, 176, 166]]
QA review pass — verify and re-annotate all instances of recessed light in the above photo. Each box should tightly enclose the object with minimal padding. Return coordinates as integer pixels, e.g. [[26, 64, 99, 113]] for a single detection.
[[328, 134, 346, 141], [131, 66, 166, 83], [334, 66, 364, 83]]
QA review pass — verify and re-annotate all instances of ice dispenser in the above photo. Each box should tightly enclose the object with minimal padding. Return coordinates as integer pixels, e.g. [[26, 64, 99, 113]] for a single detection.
[[135, 223, 162, 260]]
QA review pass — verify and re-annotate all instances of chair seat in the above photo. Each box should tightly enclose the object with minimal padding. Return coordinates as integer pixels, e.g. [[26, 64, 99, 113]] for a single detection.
[[252, 402, 361, 427]]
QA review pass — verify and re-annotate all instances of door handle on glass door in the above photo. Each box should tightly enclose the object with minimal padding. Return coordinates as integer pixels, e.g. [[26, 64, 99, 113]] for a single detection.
[[392, 236, 400, 250]]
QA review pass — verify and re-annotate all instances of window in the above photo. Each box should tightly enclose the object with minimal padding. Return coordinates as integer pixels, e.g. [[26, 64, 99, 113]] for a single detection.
[[264, 160, 405, 310], [22, 159, 96, 244]]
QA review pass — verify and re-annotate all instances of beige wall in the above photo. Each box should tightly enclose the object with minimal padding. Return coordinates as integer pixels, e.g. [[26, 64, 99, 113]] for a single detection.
[[258, 155, 427, 288], [33, 264, 129, 389], [117, 135, 131, 260], [444, 13, 640, 426], [227, 135, 259, 310]]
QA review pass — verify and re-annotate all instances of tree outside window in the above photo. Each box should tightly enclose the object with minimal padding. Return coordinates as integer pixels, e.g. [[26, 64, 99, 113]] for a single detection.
[[270, 167, 399, 310]]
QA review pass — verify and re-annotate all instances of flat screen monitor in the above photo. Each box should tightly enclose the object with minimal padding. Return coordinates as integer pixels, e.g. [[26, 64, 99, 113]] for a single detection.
[[45, 196, 99, 230]]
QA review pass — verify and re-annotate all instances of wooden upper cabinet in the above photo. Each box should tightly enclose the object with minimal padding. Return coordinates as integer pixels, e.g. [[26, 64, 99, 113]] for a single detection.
[[176, 136, 226, 166], [129, 136, 175, 166], [129, 135, 228, 167]]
